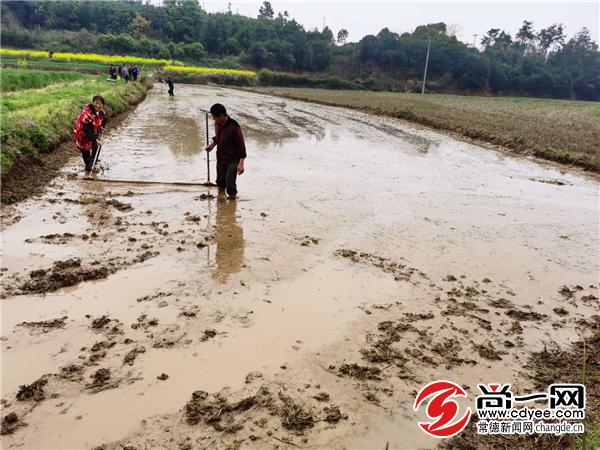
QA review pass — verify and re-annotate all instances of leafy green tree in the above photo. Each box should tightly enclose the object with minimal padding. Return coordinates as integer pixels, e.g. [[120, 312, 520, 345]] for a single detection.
[[258, 1, 274, 19], [337, 29, 349, 45]]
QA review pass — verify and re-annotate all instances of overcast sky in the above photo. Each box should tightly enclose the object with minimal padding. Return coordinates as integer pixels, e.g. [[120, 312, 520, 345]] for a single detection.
[[200, 1, 600, 46]]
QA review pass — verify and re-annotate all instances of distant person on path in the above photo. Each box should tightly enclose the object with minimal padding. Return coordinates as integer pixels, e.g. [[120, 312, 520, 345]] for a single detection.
[[204, 103, 246, 200], [123, 65, 130, 82], [132, 66, 139, 81], [73, 95, 107, 173], [167, 76, 174, 96], [109, 65, 117, 80]]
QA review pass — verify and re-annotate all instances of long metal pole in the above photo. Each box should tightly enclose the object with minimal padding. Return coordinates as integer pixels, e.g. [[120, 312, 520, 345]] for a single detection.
[[205, 112, 211, 183], [421, 38, 431, 95]]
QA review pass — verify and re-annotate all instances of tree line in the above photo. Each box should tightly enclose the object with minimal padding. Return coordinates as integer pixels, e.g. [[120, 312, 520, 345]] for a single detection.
[[1, 0, 598, 100]]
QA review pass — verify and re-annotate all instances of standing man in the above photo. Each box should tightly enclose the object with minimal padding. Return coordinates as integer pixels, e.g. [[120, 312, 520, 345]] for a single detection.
[[204, 103, 246, 200], [167, 77, 174, 96]]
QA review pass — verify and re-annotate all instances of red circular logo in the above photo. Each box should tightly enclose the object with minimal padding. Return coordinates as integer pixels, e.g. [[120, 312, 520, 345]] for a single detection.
[[414, 380, 472, 438]]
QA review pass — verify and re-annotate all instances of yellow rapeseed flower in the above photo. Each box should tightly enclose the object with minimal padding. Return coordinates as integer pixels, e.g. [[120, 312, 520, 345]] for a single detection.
[[163, 65, 256, 77], [0, 48, 176, 66]]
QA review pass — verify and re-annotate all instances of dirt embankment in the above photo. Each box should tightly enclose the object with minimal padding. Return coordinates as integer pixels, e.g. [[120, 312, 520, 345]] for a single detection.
[[1, 81, 153, 206]]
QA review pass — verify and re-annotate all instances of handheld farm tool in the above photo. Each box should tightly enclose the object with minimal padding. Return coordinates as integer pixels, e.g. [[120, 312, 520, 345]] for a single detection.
[[203, 110, 217, 187], [91, 144, 102, 172]]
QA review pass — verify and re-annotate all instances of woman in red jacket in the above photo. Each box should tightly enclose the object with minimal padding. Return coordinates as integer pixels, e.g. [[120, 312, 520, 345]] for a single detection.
[[73, 95, 107, 173]]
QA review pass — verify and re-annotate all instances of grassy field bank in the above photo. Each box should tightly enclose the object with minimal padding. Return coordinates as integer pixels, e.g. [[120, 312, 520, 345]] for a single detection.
[[249, 88, 600, 172], [1, 69, 152, 174], [1, 68, 86, 92], [1, 57, 110, 73]]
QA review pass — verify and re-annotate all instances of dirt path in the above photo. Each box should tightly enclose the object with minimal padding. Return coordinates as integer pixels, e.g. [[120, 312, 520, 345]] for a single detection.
[[1, 85, 598, 449]]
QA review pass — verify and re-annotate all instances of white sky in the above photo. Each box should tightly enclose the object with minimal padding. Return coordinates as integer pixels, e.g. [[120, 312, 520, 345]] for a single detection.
[[200, 1, 600, 46]]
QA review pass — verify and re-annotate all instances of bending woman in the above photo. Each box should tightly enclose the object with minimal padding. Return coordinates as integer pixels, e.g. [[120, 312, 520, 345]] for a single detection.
[[73, 95, 107, 173]]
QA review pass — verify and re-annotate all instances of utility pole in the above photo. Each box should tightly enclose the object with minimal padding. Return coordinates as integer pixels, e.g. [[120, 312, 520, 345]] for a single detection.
[[472, 34, 478, 48], [322, 17, 326, 31], [421, 38, 431, 95]]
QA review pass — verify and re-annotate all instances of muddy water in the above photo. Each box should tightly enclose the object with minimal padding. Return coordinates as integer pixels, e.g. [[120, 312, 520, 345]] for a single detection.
[[1, 85, 598, 449]]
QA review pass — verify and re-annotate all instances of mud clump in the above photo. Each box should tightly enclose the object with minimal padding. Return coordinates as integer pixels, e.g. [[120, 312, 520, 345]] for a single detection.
[[1, 412, 22, 435], [91, 315, 112, 329], [335, 249, 419, 281], [338, 363, 383, 380], [157, 373, 169, 381], [488, 298, 513, 309], [322, 405, 346, 423], [313, 392, 330, 402], [21, 259, 115, 294], [245, 371, 263, 384], [404, 312, 434, 321], [473, 342, 505, 361], [186, 215, 202, 223], [18, 315, 67, 332], [25, 232, 76, 244], [130, 314, 158, 330], [87, 368, 111, 388], [200, 329, 217, 341], [553, 307, 569, 316], [123, 346, 146, 366], [89, 315, 123, 335], [185, 387, 270, 431], [53, 258, 81, 270], [106, 199, 133, 212], [136, 291, 172, 303], [443, 331, 599, 450], [505, 308, 547, 321], [16, 376, 49, 402], [582, 294, 599, 304], [432, 338, 477, 368], [298, 236, 320, 246], [59, 364, 85, 381], [278, 391, 315, 431], [193, 193, 215, 200]]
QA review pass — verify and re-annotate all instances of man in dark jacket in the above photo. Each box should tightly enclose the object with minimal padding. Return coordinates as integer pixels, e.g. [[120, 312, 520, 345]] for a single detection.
[[167, 77, 174, 96], [204, 103, 246, 199]]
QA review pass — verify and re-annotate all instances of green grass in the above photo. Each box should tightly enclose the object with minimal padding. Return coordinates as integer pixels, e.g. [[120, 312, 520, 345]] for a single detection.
[[1, 67, 87, 92], [1, 74, 110, 112], [1, 69, 152, 173], [579, 423, 600, 450], [1, 56, 109, 72], [249, 88, 600, 172]]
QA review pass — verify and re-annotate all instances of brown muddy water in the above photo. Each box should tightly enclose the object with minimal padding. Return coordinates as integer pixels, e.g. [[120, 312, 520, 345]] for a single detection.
[[1, 84, 598, 449]]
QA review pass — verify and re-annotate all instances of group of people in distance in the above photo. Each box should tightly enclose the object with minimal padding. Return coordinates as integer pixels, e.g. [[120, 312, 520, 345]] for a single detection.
[[73, 95, 246, 200], [108, 64, 140, 82]]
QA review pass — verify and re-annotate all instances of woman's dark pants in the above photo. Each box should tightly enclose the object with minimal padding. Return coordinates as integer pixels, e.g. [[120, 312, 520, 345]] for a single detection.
[[81, 146, 98, 171]]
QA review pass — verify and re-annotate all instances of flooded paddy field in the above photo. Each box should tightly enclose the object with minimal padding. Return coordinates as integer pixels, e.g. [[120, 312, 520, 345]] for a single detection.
[[1, 85, 598, 449]]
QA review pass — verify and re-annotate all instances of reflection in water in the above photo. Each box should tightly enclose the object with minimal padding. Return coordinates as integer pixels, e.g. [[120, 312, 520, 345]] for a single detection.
[[80, 182, 112, 228], [142, 112, 203, 156], [213, 197, 244, 283]]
